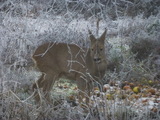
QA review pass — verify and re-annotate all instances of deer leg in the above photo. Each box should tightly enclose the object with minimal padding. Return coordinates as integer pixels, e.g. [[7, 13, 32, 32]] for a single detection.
[[33, 71, 58, 104], [77, 78, 90, 105], [42, 73, 59, 103], [32, 73, 45, 103]]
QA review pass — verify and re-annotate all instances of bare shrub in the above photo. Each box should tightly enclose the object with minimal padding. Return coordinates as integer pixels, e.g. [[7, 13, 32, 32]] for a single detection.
[[1, 0, 160, 120]]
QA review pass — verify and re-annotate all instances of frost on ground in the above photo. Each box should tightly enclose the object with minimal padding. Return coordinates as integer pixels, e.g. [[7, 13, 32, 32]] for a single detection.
[[1, 0, 160, 119], [1, 16, 160, 119]]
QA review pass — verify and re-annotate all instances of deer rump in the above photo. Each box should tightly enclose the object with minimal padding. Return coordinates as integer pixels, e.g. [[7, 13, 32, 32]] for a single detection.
[[32, 30, 107, 104]]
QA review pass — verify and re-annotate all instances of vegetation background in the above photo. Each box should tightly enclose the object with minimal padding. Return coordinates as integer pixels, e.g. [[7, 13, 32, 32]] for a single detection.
[[0, 0, 160, 120]]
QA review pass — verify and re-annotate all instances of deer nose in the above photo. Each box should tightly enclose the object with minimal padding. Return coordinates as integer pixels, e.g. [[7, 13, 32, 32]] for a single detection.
[[94, 58, 101, 63]]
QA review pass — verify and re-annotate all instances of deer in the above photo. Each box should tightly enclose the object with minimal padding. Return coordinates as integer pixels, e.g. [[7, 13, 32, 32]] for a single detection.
[[32, 29, 107, 105]]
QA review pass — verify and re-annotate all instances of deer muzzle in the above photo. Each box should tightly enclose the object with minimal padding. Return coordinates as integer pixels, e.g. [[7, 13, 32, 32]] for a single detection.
[[94, 57, 101, 64]]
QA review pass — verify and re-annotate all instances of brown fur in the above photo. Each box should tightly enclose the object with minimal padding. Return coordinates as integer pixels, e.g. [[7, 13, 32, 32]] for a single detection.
[[32, 29, 107, 104]]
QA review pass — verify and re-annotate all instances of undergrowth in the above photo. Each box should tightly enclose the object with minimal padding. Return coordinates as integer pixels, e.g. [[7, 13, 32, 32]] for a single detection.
[[1, 0, 160, 120]]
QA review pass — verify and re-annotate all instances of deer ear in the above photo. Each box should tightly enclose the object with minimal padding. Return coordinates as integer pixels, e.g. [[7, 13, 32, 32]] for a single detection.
[[88, 29, 96, 43], [99, 29, 107, 43]]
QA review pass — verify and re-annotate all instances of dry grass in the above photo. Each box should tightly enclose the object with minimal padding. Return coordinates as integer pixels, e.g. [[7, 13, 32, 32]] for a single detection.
[[1, 0, 160, 120]]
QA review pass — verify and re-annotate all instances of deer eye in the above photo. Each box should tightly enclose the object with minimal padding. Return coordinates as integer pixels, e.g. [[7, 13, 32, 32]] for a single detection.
[[91, 48, 94, 51], [100, 48, 103, 51]]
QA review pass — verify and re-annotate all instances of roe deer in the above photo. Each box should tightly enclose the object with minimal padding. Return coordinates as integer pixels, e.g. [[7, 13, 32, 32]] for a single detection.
[[32, 29, 107, 104]]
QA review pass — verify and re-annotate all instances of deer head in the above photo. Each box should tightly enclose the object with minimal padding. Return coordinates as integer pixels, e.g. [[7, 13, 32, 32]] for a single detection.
[[88, 29, 107, 64]]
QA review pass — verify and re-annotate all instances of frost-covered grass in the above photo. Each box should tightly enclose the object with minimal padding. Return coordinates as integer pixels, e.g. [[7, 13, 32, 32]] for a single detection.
[[1, 0, 160, 120]]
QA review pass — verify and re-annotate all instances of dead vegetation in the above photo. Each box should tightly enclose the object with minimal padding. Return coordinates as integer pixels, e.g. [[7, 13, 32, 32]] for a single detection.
[[0, 0, 160, 120]]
